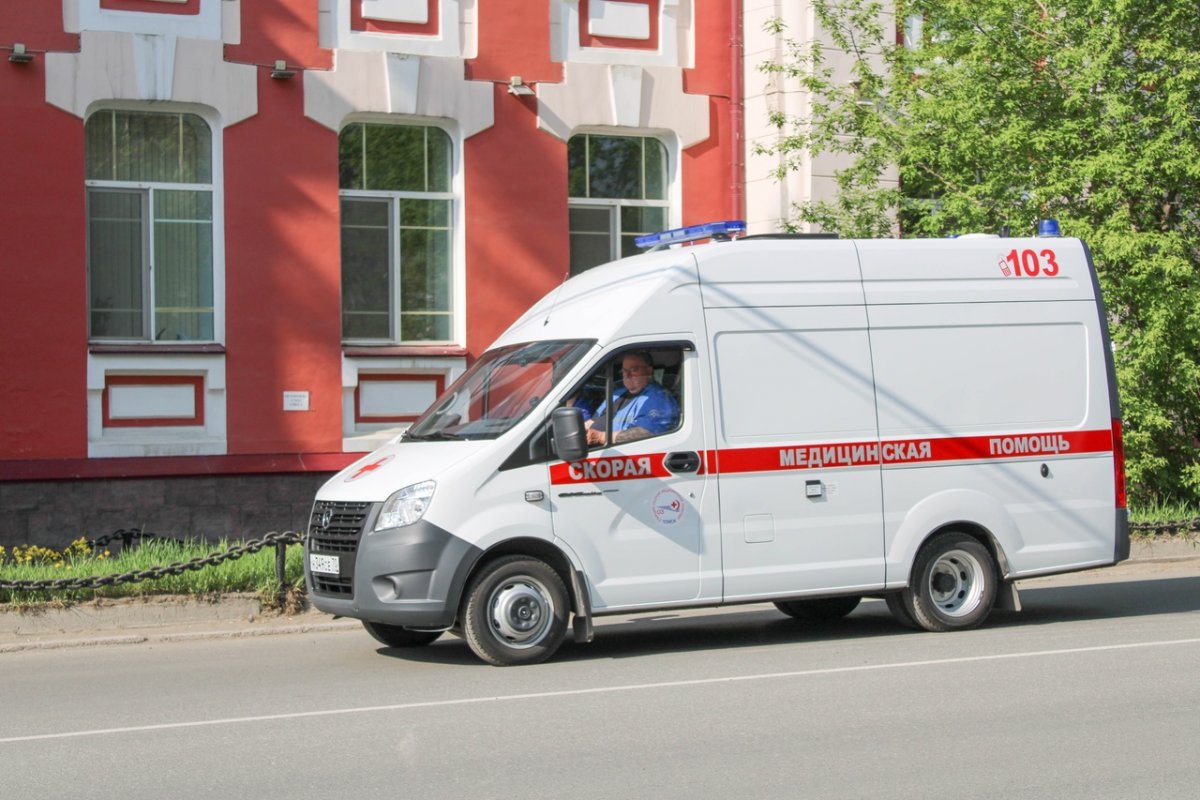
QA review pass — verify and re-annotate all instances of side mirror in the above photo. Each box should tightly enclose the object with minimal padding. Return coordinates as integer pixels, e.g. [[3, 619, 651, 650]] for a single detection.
[[551, 406, 587, 463]]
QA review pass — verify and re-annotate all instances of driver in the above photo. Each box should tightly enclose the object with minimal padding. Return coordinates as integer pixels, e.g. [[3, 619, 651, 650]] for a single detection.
[[585, 351, 678, 446]]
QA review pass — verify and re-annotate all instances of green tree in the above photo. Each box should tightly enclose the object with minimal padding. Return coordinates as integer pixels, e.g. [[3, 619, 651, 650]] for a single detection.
[[760, 0, 1200, 505]]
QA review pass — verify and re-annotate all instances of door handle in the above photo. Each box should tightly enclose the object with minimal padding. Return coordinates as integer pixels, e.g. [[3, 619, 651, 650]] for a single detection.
[[664, 451, 701, 473]]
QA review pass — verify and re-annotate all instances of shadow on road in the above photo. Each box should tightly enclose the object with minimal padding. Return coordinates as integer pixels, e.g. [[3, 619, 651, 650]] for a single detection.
[[995, 575, 1200, 625], [373, 574, 1200, 666]]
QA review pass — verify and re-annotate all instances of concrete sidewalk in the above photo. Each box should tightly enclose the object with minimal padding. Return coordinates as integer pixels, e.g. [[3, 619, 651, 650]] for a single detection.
[[0, 595, 361, 653], [1, 537, 1196, 654]]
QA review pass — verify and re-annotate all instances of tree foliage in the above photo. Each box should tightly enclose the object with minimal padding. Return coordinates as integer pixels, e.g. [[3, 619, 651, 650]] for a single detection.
[[759, 0, 1200, 504]]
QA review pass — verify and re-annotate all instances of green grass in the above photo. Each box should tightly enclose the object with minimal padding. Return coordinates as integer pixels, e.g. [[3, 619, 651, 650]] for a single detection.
[[0, 538, 306, 608], [1127, 500, 1200, 527]]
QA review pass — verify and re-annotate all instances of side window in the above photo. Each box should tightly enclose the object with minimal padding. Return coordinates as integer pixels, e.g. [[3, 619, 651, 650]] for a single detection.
[[339, 122, 454, 342], [571, 347, 683, 449], [85, 109, 215, 341], [567, 133, 669, 275]]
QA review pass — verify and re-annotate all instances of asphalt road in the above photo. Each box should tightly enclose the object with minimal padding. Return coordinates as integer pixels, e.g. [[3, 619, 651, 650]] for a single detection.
[[2, 561, 1198, 800]]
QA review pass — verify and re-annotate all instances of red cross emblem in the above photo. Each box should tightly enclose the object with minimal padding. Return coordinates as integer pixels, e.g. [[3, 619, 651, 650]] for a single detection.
[[345, 455, 394, 482]]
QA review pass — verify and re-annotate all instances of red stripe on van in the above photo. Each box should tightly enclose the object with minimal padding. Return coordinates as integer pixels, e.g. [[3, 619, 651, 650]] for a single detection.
[[718, 430, 1112, 475], [551, 429, 1113, 485], [549, 452, 683, 484]]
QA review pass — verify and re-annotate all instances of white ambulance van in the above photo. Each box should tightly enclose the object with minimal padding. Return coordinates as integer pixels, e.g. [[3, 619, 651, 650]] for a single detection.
[[306, 221, 1129, 666]]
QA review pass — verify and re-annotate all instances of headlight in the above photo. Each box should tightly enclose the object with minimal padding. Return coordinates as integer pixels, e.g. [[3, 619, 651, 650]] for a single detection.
[[374, 480, 436, 531]]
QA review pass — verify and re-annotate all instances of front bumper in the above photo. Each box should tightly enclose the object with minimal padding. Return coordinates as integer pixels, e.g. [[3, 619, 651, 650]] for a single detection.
[[305, 501, 482, 629]]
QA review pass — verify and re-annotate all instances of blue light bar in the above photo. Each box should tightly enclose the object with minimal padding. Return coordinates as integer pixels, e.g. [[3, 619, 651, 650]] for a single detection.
[[1037, 218, 1061, 237], [634, 220, 747, 250]]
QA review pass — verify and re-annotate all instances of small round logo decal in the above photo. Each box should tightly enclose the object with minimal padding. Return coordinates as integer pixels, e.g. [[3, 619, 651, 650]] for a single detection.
[[652, 488, 686, 526]]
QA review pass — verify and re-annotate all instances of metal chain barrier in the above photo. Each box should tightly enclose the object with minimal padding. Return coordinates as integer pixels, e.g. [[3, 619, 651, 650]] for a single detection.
[[0, 531, 304, 593], [1129, 518, 1200, 537]]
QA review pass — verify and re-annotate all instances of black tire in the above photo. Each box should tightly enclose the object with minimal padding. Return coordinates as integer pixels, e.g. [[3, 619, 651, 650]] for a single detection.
[[900, 532, 998, 632], [462, 556, 569, 667], [362, 620, 443, 648], [774, 595, 861, 623], [884, 592, 920, 630]]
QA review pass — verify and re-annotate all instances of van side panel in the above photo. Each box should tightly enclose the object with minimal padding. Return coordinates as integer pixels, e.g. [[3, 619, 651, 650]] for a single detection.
[[706, 305, 886, 600], [867, 300, 1118, 579], [698, 240, 866, 309], [856, 238, 1097, 305]]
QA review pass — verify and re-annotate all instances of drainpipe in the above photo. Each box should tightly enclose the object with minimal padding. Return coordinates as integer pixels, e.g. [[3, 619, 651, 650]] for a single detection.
[[730, 0, 746, 221]]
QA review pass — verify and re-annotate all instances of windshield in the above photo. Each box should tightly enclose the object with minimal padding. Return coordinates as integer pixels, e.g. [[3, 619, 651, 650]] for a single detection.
[[404, 339, 594, 441]]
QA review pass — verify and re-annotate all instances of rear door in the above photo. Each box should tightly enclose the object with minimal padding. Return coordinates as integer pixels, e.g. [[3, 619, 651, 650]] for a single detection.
[[857, 238, 1122, 577]]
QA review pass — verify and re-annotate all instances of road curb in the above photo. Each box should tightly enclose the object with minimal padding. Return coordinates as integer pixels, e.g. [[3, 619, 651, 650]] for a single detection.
[[0, 593, 361, 653], [0, 620, 360, 654]]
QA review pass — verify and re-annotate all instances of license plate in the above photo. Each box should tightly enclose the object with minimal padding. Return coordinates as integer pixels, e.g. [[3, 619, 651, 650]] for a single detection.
[[309, 553, 340, 576]]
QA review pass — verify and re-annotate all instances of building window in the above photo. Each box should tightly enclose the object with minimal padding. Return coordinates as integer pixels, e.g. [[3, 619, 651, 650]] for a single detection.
[[85, 109, 215, 341], [567, 133, 668, 275], [339, 122, 454, 342]]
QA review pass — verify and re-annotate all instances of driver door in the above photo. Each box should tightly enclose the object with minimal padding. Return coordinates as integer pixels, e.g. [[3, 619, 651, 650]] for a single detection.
[[549, 344, 718, 610]]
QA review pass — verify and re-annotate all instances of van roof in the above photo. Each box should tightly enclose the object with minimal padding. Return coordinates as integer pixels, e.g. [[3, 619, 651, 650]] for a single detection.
[[494, 236, 1096, 348]]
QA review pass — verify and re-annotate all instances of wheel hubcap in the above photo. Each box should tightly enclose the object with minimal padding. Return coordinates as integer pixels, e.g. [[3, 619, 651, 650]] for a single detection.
[[927, 549, 985, 617], [488, 578, 554, 649]]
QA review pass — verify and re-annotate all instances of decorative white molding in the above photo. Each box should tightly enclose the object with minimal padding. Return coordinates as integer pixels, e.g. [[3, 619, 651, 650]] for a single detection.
[[361, 0, 429, 24], [71, 0, 223, 40], [303, 50, 493, 138], [608, 64, 642, 127], [331, 0, 470, 58], [131, 33, 176, 101], [108, 383, 196, 420], [537, 63, 709, 148], [552, 0, 691, 68], [588, 0, 651, 39], [383, 53, 422, 115], [341, 355, 466, 451], [221, 0, 241, 45], [46, 31, 257, 125], [358, 379, 437, 417], [87, 353, 228, 458]]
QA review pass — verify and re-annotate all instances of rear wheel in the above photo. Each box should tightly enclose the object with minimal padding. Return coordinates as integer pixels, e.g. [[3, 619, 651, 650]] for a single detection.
[[773, 595, 861, 623], [362, 620, 442, 648], [462, 556, 569, 666], [901, 532, 998, 632]]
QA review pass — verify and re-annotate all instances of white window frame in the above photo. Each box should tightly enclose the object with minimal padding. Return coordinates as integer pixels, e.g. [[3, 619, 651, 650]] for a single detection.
[[84, 103, 225, 345], [338, 118, 461, 345], [567, 130, 677, 270]]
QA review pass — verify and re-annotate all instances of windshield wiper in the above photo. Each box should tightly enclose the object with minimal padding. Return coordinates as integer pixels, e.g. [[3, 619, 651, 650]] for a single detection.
[[403, 430, 464, 442]]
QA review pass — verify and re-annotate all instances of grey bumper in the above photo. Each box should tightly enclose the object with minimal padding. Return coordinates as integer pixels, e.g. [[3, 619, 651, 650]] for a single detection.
[[1114, 508, 1131, 563], [307, 512, 482, 630]]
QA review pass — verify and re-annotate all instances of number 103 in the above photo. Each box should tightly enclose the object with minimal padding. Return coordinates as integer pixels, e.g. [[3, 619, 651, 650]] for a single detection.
[[1005, 248, 1060, 277]]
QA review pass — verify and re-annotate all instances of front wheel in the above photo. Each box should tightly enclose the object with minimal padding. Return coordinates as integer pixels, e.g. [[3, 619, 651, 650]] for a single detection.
[[774, 595, 861, 623], [462, 556, 569, 666], [362, 620, 443, 648], [900, 532, 998, 632], [884, 592, 920, 630]]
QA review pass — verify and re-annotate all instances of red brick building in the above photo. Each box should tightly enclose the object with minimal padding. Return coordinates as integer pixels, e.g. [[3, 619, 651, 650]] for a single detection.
[[0, 1, 754, 545]]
